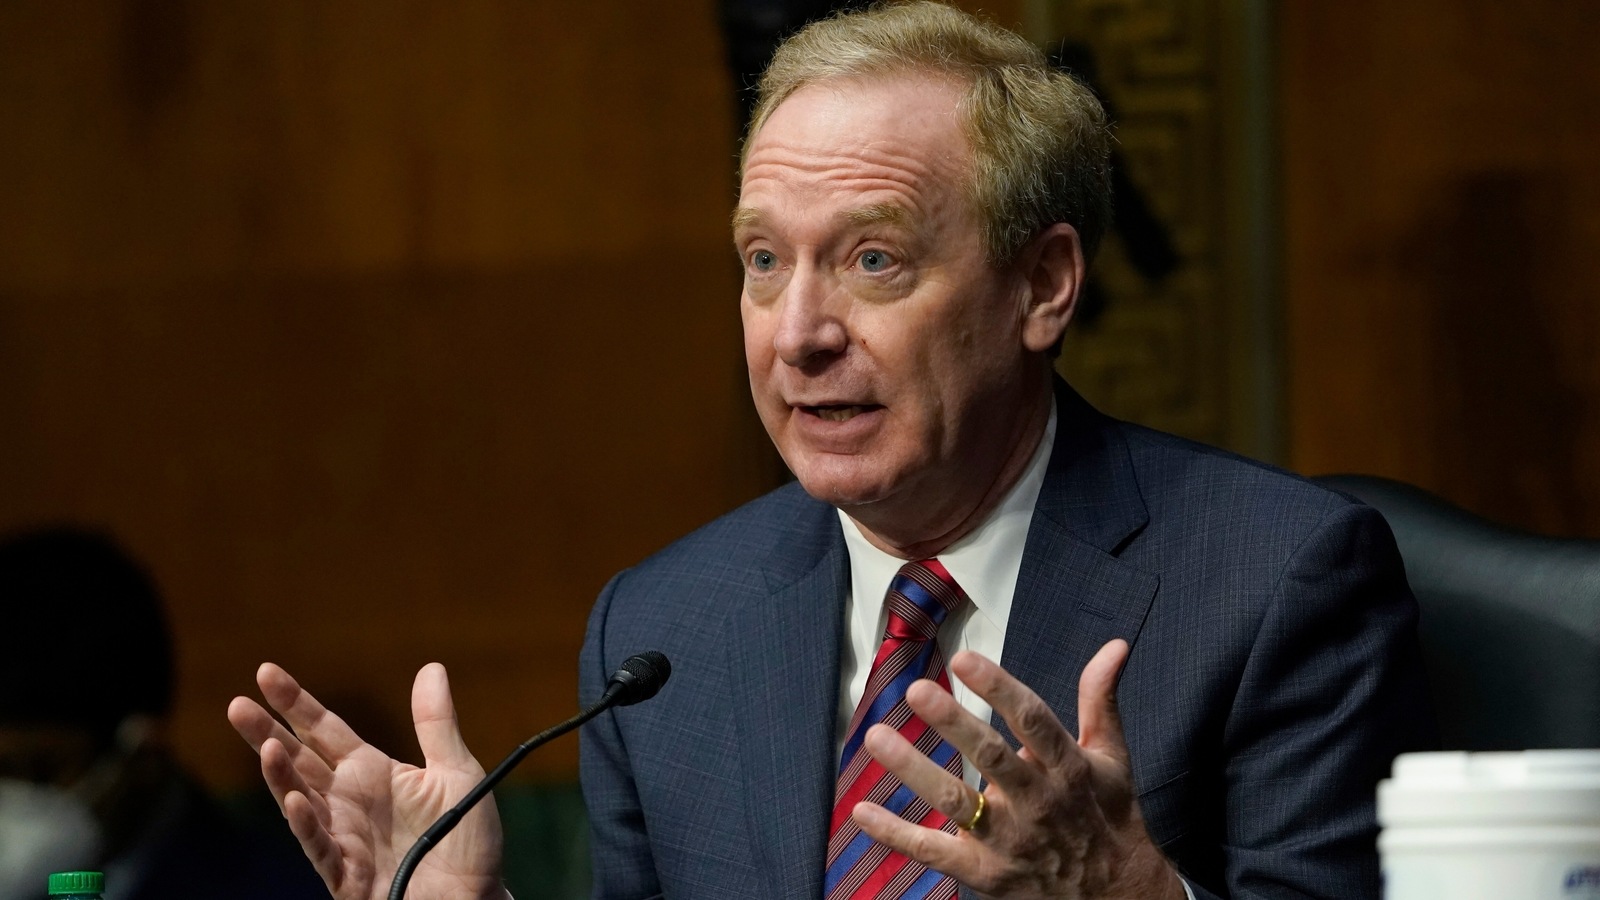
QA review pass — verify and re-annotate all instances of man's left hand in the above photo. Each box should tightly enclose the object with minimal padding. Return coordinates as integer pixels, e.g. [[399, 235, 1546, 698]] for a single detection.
[[852, 639, 1185, 900]]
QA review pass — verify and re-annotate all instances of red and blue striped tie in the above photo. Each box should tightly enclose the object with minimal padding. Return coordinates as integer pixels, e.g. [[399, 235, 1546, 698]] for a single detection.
[[825, 558, 968, 900]]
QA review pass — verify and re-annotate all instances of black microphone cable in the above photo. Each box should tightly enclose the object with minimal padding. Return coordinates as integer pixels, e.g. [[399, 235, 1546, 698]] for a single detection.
[[387, 651, 671, 900]]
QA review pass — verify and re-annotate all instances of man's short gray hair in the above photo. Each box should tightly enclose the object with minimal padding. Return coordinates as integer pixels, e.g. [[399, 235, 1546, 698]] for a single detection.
[[741, 0, 1114, 267]]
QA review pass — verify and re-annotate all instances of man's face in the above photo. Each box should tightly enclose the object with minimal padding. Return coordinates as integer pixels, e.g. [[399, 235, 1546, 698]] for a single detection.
[[735, 74, 1048, 548]]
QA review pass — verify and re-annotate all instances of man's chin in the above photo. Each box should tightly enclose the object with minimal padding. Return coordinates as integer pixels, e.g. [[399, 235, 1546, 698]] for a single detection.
[[790, 470, 895, 511]]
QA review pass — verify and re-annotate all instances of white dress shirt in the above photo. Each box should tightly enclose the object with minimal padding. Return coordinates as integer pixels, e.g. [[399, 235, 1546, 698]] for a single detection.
[[836, 405, 1056, 788]]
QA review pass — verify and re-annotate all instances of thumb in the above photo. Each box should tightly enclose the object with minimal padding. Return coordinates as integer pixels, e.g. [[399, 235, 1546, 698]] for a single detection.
[[1077, 638, 1131, 763], [412, 662, 478, 772]]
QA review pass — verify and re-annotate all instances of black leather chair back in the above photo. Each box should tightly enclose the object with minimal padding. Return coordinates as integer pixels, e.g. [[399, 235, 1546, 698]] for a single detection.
[[1316, 474, 1600, 750]]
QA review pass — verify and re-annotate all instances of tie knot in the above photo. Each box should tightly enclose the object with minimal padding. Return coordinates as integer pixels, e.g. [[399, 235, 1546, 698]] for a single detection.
[[883, 558, 967, 641]]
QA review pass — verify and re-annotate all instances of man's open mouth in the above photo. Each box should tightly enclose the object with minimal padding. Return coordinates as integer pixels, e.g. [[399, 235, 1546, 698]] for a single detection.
[[802, 404, 882, 422]]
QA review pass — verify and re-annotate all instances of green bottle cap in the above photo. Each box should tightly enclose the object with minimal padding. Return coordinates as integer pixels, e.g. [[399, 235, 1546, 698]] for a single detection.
[[48, 872, 104, 896]]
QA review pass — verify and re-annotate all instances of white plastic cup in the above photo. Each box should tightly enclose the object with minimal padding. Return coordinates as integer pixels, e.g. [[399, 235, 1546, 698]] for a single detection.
[[1378, 751, 1600, 899]]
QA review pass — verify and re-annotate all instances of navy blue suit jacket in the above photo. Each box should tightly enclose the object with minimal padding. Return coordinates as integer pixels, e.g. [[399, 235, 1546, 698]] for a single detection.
[[579, 385, 1433, 899]]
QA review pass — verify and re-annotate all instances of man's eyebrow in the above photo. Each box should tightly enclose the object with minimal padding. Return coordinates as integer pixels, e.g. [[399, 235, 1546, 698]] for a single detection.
[[730, 203, 915, 235], [843, 203, 914, 230], [730, 207, 763, 234]]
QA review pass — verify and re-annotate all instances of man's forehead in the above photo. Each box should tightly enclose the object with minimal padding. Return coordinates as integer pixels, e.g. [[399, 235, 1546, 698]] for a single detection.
[[743, 74, 970, 175]]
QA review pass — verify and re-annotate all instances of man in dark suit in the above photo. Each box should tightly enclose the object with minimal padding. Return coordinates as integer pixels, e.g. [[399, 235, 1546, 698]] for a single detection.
[[580, 379, 1430, 899], [228, 3, 1431, 898]]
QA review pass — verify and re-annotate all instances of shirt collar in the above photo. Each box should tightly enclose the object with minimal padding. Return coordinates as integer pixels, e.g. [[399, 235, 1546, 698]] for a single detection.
[[838, 403, 1057, 623]]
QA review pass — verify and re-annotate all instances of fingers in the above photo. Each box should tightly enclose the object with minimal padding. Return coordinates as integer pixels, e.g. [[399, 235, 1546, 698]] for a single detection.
[[859, 643, 1151, 899], [229, 689, 337, 795], [261, 736, 333, 830], [230, 674, 341, 884], [282, 788, 346, 890], [411, 662, 478, 772], [852, 799, 968, 872], [254, 662, 368, 765], [1077, 639, 1131, 760], [227, 693, 289, 753], [903, 678, 1033, 790], [251, 736, 344, 892], [854, 726, 974, 860], [948, 650, 1072, 769], [862, 722, 977, 826], [927, 642, 1132, 797]]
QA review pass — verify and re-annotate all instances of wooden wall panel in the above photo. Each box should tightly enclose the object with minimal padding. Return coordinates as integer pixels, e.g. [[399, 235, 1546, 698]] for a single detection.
[[0, 1, 768, 787], [1282, 0, 1600, 537]]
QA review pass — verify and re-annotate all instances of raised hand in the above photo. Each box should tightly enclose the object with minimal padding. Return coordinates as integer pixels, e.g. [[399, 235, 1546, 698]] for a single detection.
[[851, 640, 1184, 900], [227, 662, 510, 900]]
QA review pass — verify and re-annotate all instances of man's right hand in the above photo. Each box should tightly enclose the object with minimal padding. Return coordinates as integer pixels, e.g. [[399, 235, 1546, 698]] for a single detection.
[[228, 662, 509, 900]]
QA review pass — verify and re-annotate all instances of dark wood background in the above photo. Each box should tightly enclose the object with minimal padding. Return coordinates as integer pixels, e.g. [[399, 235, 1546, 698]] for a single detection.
[[0, 0, 778, 788], [1283, 0, 1600, 537]]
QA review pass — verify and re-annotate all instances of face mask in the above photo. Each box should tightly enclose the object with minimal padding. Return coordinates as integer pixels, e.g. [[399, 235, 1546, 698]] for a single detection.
[[0, 778, 104, 900]]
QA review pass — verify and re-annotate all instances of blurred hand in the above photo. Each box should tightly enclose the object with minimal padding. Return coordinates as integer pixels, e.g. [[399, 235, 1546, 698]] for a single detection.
[[228, 663, 509, 900], [852, 640, 1184, 900]]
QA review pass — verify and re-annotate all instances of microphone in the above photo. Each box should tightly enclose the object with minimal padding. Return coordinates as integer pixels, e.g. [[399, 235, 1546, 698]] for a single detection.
[[601, 649, 671, 706], [387, 652, 672, 900]]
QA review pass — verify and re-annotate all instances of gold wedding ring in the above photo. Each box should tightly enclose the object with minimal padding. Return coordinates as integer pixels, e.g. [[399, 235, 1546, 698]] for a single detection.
[[957, 790, 986, 832]]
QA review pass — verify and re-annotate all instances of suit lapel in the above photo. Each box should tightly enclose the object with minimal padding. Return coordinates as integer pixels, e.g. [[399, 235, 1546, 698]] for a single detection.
[[726, 499, 849, 900], [992, 382, 1159, 746], [957, 385, 1159, 900], [998, 512, 1160, 744]]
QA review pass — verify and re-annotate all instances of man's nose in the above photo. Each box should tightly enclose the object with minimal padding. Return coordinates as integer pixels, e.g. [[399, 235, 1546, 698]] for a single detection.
[[772, 266, 848, 367]]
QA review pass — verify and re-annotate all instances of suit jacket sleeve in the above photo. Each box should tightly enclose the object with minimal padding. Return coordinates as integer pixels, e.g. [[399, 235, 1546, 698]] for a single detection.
[[1182, 501, 1434, 899], [580, 569, 665, 900]]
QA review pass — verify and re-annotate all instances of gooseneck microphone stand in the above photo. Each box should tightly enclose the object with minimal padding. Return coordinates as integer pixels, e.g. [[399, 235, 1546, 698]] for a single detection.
[[387, 651, 671, 900]]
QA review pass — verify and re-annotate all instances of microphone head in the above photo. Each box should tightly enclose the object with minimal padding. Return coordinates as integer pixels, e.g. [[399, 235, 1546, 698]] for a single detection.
[[606, 651, 671, 706]]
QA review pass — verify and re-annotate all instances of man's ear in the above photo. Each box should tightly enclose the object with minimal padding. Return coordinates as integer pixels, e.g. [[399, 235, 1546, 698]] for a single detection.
[[1017, 222, 1085, 354]]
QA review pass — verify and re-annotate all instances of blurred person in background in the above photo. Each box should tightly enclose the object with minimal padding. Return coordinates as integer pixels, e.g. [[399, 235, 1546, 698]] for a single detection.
[[0, 526, 325, 900]]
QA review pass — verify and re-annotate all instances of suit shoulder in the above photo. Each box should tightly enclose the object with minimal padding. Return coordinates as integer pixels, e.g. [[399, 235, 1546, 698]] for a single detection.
[[631, 480, 829, 572], [584, 481, 837, 669], [600, 480, 836, 615], [1110, 422, 1396, 571], [1120, 422, 1363, 520], [1106, 422, 1411, 657]]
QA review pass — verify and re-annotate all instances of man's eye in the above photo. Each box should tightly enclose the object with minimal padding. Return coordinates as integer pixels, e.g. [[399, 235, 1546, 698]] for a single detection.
[[858, 249, 893, 273], [750, 250, 778, 272]]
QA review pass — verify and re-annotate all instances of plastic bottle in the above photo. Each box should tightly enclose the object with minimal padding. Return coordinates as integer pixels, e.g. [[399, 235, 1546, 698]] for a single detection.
[[47, 872, 104, 899]]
